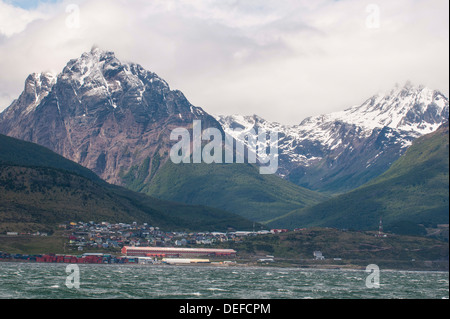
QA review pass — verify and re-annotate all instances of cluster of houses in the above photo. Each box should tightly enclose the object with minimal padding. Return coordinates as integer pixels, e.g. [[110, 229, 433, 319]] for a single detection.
[[2, 222, 341, 262], [60, 221, 290, 251]]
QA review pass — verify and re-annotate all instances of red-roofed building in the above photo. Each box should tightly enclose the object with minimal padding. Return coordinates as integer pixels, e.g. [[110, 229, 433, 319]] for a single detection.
[[121, 246, 236, 258]]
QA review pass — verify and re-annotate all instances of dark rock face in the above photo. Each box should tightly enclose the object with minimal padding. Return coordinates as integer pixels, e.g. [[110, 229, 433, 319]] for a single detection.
[[0, 48, 221, 186]]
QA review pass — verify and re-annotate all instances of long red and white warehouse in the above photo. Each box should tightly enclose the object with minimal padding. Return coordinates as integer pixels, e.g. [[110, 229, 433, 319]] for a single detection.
[[121, 246, 237, 258]]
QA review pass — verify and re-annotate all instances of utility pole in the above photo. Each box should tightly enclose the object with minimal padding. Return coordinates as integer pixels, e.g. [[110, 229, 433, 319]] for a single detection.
[[376, 217, 386, 237]]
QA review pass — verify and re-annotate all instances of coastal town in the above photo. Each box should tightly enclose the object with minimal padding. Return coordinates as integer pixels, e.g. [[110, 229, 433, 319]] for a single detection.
[[56, 221, 290, 251], [0, 221, 295, 265], [1, 220, 448, 272]]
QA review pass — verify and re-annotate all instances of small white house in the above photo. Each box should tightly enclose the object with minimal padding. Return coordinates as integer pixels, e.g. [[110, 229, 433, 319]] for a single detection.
[[258, 258, 275, 263], [313, 251, 325, 260]]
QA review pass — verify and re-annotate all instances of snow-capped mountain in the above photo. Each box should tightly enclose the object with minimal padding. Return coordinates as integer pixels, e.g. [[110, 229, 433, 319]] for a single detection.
[[303, 82, 447, 134], [0, 47, 448, 195], [0, 47, 220, 185], [218, 83, 449, 193], [1, 72, 57, 120], [0, 48, 330, 223]]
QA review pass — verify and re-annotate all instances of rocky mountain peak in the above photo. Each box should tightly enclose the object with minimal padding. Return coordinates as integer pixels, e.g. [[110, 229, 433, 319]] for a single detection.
[[217, 82, 449, 192], [0, 71, 57, 122], [23, 72, 56, 105], [0, 48, 220, 183], [302, 82, 449, 136]]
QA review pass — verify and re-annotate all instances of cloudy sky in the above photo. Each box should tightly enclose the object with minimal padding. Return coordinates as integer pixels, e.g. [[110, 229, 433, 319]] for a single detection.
[[0, 0, 448, 124]]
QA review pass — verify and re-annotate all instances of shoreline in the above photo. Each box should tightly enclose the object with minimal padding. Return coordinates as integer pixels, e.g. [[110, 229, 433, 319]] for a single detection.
[[1, 258, 448, 273]]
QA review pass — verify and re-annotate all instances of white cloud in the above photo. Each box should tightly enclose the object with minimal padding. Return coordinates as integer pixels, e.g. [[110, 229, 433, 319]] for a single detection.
[[0, 0, 448, 124], [0, 1, 46, 36]]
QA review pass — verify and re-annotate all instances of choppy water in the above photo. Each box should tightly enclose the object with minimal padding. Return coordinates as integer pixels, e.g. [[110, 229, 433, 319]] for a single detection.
[[0, 263, 448, 299]]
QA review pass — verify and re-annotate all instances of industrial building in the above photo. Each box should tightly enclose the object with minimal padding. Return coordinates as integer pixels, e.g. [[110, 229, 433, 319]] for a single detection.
[[121, 246, 236, 258], [162, 258, 210, 264]]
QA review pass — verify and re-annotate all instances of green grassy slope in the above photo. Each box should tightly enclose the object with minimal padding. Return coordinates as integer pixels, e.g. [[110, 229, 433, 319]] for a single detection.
[[268, 123, 449, 233], [0, 134, 101, 182], [0, 134, 256, 233], [136, 161, 329, 223], [0, 164, 257, 233], [219, 228, 449, 270]]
